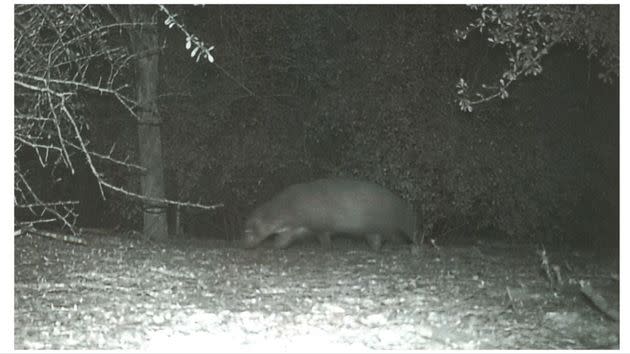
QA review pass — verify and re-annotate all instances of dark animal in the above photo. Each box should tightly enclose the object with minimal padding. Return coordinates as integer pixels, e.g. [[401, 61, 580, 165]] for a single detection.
[[242, 178, 416, 250]]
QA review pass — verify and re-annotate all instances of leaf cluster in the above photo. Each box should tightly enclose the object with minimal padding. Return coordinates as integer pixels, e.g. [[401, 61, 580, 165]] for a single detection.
[[455, 5, 618, 112]]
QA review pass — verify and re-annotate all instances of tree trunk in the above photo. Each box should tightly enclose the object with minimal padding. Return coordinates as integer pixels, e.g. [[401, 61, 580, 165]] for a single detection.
[[129, 6, 168, 240]]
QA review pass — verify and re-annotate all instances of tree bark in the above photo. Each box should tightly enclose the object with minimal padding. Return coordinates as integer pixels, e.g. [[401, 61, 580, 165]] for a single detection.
[[128, 6, 168, 240]]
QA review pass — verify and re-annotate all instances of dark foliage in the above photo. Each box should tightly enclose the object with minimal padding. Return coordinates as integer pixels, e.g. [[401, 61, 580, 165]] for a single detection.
[[21, 5, 617, 246], [149, 5, 620, 245]]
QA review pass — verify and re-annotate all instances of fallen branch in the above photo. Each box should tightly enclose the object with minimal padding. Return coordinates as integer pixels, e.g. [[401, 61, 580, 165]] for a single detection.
[[579, 280, 619, 322], [18, 225, 87, 246]]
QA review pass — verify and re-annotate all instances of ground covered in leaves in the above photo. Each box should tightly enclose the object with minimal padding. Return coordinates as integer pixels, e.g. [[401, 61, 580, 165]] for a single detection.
[[14, 231, 619, 350]]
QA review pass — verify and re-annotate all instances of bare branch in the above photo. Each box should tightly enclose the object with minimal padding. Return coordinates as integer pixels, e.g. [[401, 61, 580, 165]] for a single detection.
[[62, 140, 146, 172], [15, 72, 139, 120], [59, 99, 105, 197], [15, 169, 78, 232], [15, 4, 224, 233], [16, 201, 80, 209], [101, 180, 224, 211]]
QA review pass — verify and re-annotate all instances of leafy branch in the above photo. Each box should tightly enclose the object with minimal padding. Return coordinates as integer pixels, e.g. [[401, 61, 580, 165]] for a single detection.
[[158, 5, 255, 96], [455, 5, 618, 112]]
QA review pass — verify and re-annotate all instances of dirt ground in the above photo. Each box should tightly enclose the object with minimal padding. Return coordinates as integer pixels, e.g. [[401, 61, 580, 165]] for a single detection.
[[14, 231, 619, 350]]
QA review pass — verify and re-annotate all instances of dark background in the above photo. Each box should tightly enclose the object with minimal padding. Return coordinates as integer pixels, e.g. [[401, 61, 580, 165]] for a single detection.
[[75, 5, 618, 249]]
